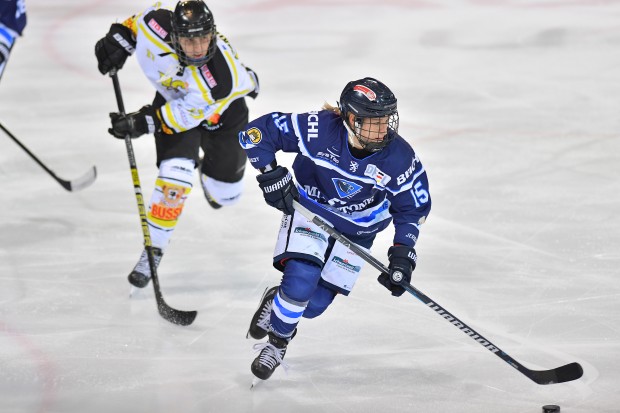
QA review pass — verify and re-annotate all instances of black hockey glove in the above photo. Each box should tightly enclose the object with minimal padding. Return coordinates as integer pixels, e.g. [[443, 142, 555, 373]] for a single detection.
[[95, 23, 136, 75], [377, 245, 417, 297], [256, 166, 298, 215], [108, 105, 159, 139]]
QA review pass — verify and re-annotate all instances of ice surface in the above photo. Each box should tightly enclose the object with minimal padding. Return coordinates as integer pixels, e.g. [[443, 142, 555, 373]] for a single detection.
[[1, 1, 619, 412]]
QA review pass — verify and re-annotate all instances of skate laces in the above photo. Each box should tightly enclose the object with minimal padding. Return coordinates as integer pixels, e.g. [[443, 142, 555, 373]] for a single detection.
[[252, 342, 289, 372], [256, 300, 272, 332]]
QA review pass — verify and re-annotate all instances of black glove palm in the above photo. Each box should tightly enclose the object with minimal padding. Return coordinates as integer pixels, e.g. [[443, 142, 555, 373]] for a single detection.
[[108, 105, 158, 139], [256, 166, 298, 215], [377, 245, 417, 297], [95, 23, 136, 75]]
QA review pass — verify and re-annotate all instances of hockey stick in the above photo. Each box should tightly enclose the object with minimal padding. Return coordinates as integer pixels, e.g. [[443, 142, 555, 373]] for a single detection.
[[0, 122, 97, 191], [110, 71, 197, 326], [292, 200, 583, 385]]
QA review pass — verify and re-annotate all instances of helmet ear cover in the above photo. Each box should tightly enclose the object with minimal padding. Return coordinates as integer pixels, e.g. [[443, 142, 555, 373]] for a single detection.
[[339, 77, 399, 152], [171, 0, 217, 67]]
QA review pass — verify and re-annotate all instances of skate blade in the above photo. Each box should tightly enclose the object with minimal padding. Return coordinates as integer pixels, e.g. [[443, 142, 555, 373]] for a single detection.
[[250, 377, 261, 389], [129, 285, 140, 298]]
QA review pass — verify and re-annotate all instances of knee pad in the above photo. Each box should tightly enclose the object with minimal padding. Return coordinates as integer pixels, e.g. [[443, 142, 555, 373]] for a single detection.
[[147, 158, 194, 248], [200, 174, 243, 206], [303, 285, 336, 319], [280, 259, 322, 303]]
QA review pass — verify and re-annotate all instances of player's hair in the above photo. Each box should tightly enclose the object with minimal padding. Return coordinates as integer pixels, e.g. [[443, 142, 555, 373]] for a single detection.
[[322, 102, 341, 115]]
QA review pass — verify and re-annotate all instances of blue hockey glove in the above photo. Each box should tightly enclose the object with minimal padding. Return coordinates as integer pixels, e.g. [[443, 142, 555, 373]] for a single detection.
[[95, 23, 136, 75], [377, 245, 417, 297], [108, 105, 158, 139], [256, 166, 298, 215]]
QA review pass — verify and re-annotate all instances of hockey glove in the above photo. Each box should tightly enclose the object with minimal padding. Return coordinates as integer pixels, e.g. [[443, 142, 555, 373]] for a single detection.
[[377, 245, 417, 297], [256, 166, 298, 215], [108, 105, 159, 139], [95, 23, 136, 75]]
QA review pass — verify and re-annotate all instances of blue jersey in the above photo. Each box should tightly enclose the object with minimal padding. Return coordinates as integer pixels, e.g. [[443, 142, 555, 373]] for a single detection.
[[239, 109, 431, 248], [0, 0, 27, 36]]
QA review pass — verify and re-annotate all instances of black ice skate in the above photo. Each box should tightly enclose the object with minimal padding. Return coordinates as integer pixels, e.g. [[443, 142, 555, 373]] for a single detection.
[[251, 332, 290, 381], [128, 247, 163, 288], [247, 286, 278, 339]]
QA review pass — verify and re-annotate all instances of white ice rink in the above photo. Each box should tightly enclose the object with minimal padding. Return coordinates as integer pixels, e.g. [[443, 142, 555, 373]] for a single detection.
[[1, 0, 619, 412]]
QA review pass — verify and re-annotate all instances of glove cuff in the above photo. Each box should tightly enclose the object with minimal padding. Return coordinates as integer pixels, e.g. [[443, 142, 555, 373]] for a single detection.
[[388, 245, 417, 267]]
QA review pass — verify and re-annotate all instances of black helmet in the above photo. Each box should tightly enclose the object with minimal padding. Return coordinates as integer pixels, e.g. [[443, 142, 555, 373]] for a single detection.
[[171, 0, 217, 67], [339, 77, 399, 152]]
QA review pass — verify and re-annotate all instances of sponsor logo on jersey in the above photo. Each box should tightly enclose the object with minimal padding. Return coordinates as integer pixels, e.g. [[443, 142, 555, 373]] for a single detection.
[[147, 18, 168, 39], [294, 227, 328, 242], [307, 111, 319, 141], [200, 65, 217, 88], [332, 256, 361, 273], [397, 156, 419, 185], [332, 178, 363, 199], [246, 127, 262, 144], [353, 85, 376, 101], [364, 164, 391, 186], [303, 185, 324, 199], [349, 161, 359, 172], [316, 150, 339, 165], [331, 197, 383, 215]]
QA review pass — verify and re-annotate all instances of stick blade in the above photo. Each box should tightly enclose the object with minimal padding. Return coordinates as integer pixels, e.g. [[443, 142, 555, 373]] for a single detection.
[[60, 165, 98, 192], [528, 362, 584, 385], [158, 302, 197, 326]]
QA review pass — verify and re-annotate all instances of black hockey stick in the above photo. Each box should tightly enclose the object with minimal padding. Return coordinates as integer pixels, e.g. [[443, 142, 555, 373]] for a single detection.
[[0, 122, 97, 191], [292, 200, 583, 385], [110, 71, 197, 326]]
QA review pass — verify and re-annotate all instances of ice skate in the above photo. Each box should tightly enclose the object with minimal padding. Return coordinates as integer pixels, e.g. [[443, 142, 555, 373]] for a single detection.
[[251, 332, 290, 381], [247, 286, 278, 339], [128, 247, 163, 288]]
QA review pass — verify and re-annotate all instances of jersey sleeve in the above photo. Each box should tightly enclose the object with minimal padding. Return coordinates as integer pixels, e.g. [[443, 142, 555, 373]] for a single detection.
[[388, 152, 432, 248], [239, 112, 301, 170]]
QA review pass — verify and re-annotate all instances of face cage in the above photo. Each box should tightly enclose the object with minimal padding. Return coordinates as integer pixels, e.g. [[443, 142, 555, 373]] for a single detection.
[[171, 29, 217, 67], [352, 112, 399, 152]]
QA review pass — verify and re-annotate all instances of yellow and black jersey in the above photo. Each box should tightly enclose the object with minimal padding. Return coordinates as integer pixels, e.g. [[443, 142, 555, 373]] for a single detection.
[[121, 2, 257, 134]]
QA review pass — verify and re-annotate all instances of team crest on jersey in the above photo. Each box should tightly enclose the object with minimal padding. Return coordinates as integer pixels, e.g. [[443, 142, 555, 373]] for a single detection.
[[158, 72, 187, 92], [353, 85, 377, 101], [332, 178, 363, 198], [364, 164, 391, 186], [148, 18, 168, 39], [246, 127, 262, 144], [200, 65, 217, 88]]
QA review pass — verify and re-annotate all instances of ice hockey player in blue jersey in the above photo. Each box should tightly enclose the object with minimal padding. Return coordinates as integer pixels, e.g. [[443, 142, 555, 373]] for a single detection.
[[0, 0, 27, 82], [240, 77, 432, 381]]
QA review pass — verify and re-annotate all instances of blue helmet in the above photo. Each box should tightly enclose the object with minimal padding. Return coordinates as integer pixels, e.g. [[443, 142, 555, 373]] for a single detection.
[[339, 77, 399, 152], [171, 0, 217, 67]]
